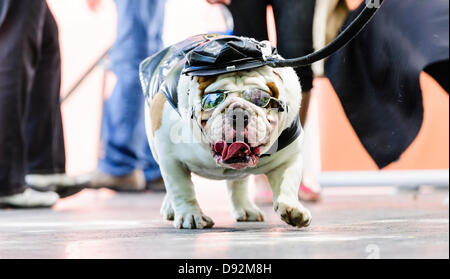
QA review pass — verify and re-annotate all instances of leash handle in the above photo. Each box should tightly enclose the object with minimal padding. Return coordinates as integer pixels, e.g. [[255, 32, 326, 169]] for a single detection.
[[267, 0, 385, 68]]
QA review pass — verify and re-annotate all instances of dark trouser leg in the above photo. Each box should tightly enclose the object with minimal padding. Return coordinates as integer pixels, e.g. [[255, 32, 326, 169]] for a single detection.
[[227, 0, 269, 41], [0, 0, 47, 196], [272, 0, 315, 90], [24, 5, 65, 175], [272, 0, 315, 124]]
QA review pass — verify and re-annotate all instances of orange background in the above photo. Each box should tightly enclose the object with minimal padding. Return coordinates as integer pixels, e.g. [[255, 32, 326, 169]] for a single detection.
[[316, 74, 449, 171]]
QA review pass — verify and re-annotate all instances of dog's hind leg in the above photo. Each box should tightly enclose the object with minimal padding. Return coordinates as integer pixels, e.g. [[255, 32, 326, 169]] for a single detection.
[[227, 178, 264, 222]]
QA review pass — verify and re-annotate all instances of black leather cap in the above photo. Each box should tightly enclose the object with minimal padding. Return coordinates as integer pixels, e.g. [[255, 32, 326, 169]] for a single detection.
[[183, 35, 277, 76]]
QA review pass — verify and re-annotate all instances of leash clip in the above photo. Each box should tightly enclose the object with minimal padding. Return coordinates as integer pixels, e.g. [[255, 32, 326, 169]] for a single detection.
[[260, 41, 273, 61]]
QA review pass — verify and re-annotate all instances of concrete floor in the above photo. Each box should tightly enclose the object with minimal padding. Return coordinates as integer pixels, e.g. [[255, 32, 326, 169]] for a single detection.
[[0, 182, 448, 259]]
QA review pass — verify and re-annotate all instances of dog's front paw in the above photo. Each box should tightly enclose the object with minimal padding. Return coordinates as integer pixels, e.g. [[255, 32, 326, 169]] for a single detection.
[[274, 199, 312, 228], [232, 204, 265, 222], [174, 209, 215, 229]]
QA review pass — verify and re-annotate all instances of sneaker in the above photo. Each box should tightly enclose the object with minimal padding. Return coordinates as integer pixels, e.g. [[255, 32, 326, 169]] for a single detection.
[[253, 174, 322, 204], [298, 174, 321, 202], [0, 188, 59, 208], [146, 178, 166, 192], [26, 173, 87, 198], [80, 169, 146, 192]]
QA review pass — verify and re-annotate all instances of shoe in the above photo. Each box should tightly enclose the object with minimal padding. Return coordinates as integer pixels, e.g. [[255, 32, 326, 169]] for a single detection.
[[0, 188, 59, 208], [146, 178, 166, 192], [26, 173, 87, 198], [298, 174, 321, 202], [81, 169, 146, 192], [253, 174, 322, 204]]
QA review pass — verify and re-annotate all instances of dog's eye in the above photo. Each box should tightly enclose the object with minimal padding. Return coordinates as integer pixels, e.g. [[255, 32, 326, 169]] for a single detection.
[[242, 89, 272, 108], [202, 93, 226, 111]]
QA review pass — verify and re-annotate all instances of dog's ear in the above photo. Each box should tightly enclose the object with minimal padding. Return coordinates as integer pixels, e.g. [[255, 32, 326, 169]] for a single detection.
[[197, 76, 218, 96]]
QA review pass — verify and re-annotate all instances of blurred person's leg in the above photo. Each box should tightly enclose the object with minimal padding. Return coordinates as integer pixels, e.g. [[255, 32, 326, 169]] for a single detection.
[[272, 0, 315, 126], [23, 4, 85, 198], [139, 0, 165, 189], [227, 0, 269, 41], [272, 0, 321, 202], [0, 0, 58, 207], [92, 0, 164, 191], [24, 5, 65, 176], [230, 0, 320, 203], [230, 0, 315, 127]]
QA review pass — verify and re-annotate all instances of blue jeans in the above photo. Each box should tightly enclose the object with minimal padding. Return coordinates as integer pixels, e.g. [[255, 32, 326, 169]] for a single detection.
[[99, 0, 165, 182]]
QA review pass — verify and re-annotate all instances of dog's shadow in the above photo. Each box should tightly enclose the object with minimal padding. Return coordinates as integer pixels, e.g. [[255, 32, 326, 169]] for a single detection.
[[161, 223, 310, 234]]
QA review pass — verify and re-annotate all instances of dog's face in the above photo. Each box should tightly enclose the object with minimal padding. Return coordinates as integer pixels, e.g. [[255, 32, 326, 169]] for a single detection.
[[178, 66, 301, 170]]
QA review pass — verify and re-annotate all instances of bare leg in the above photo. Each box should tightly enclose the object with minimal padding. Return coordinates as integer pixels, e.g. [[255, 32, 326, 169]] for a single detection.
[[300, 91, 311, 127]]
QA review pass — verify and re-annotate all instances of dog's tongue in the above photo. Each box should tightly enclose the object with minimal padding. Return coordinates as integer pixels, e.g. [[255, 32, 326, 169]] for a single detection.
[[214, 141, 227, 157], [214, 141, 251, 161]]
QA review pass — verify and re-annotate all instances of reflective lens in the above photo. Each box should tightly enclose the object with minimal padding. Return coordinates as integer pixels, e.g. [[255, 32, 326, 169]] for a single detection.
[[201, 92, 226, 111], [242, 89, 272, 108]]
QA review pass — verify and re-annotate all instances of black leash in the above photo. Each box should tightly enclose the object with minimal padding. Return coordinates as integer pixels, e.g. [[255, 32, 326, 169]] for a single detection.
[[267, 0, 385, 68]]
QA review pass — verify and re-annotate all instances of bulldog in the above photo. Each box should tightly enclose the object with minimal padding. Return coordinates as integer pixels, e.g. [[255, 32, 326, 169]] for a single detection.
[[140, 35, 311, 229]]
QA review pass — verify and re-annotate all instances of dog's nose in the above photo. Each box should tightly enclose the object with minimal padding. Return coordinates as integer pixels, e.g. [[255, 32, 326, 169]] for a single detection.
[[229, 108, 250, 129]]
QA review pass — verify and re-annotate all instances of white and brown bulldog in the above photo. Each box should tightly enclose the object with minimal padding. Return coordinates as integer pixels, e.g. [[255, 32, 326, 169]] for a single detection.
[[140, 35, 311, 229]]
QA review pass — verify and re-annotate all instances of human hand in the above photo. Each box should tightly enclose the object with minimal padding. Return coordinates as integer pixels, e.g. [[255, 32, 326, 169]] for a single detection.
[[86, 0, 102, 12], [206, 0, 231, 5]]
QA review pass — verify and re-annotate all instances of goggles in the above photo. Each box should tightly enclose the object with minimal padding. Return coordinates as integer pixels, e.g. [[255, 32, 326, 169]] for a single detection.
[[201, 88, 286, 112]]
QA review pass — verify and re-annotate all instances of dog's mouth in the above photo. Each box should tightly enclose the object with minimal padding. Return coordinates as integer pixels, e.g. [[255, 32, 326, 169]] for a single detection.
[[211, 140, 261, 170]]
